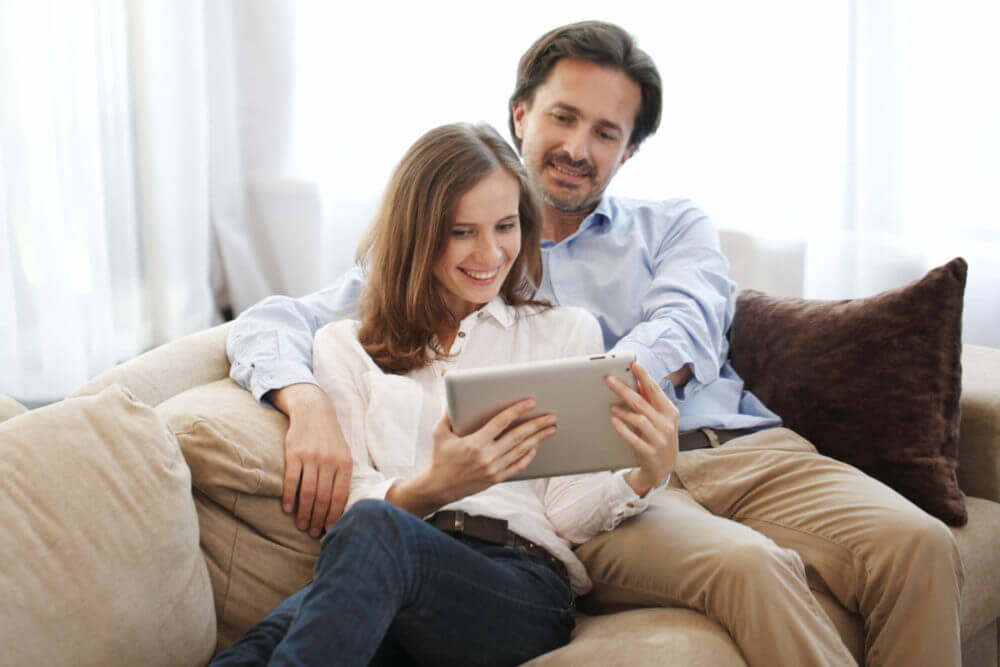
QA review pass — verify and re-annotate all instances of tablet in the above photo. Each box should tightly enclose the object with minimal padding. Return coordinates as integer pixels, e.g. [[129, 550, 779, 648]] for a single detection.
[[444, 352, 638, 480]]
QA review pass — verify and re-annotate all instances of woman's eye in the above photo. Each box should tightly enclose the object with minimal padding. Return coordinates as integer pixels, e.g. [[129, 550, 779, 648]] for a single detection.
[[497, 222, 517, 232], [451, 228, 471, 238]]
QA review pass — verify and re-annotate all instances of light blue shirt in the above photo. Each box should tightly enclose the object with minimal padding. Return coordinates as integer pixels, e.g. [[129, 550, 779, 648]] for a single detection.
[[227, 196, 780, 432]]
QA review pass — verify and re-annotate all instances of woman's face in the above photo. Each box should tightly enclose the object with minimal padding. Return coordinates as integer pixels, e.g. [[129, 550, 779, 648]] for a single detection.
[[432, 168, 522, 322]]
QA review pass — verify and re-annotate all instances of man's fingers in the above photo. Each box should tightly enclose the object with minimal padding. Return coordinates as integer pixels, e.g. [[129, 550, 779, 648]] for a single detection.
[[325, 464, 351, 531], [296, 462, 318, 531], [478, 398, 536, 441], [282, 456, 303, 514], [309, 463, 337, 537]]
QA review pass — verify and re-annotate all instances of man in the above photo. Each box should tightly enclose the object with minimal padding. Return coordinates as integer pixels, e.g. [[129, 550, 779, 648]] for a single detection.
[[227, 21, 962, 666]]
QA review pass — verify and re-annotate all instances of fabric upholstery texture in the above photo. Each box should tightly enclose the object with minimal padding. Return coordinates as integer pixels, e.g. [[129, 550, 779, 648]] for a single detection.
[[155, 378, 320, 652], [0, 394, 27, 423], [730, 258, 968, 525], [0, 385, 216, 666], [69, 322, 232, 407], [958, 345, 1000, 503]]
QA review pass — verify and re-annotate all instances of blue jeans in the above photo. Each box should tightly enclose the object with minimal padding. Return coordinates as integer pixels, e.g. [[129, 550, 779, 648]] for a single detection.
[[211, 499, 576, 666]]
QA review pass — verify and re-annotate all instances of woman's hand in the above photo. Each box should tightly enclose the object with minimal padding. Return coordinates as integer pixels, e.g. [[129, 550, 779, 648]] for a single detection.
[[388, 399, 556, 517], [606, 361, 680, 497]]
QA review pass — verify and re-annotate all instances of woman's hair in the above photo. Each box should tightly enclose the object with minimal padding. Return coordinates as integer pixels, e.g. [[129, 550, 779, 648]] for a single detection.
[[356, 122, 548, 374]]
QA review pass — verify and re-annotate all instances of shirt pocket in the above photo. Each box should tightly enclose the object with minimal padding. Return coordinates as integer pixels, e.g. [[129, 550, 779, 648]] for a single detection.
[[364, 372, 421, 471]]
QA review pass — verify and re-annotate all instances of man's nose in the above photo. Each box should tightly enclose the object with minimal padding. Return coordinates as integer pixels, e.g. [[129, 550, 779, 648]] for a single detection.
[[564, 126, 591, 162]]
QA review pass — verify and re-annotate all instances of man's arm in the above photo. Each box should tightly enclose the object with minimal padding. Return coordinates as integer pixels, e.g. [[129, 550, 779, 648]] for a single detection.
[[226, 266, 366, 536], [611, 204, 733, 400]]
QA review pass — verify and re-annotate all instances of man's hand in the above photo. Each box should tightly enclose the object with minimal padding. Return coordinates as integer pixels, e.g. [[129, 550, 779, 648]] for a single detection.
[[267, 383, 353, 537], [605, 361, 680, 497], [388, 399, 555, 517]]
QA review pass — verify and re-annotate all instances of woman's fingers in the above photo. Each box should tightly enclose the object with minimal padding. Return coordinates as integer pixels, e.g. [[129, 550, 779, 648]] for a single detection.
[[477, 398, 537, 441], [631, 361, 678, 418], [492, 413, 556, 450], [492, 423, 554, 478], [610, 404, 661, 445]]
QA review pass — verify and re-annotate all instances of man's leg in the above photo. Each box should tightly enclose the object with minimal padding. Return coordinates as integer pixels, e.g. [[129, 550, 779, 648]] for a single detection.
[[576, 479, 855, 666], [675, 427, 963, 667], [270, 499, 575, 667]]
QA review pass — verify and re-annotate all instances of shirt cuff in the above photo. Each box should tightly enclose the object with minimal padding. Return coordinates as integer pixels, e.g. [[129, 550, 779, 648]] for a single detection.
[[348, 476, 405, 511], [600, 470, 665, 532], [611, 340, 706, 402], [249, 364, 321, 404]]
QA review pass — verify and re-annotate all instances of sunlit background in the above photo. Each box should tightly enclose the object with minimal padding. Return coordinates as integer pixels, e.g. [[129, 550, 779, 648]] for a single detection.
[[2, 0, 998, 403]]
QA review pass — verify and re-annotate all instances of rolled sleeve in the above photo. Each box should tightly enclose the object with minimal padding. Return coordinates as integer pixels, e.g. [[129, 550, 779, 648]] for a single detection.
[[611, 212, 735, 402], [227, 267, 366, 403]]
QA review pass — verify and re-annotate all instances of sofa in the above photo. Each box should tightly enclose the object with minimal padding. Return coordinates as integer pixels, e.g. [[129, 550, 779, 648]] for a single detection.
[[2, 221, 999, 667], [2, 309, 999, 666]]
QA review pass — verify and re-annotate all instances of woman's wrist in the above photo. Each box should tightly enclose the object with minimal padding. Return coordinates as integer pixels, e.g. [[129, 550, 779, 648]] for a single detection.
[[387, 470, 446, 517], [624, 468, 659, 498]]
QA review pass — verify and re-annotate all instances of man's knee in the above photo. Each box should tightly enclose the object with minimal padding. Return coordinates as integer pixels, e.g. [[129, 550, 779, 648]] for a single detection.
[[879, 511, 962, 585], [708, 540, 807, 590]]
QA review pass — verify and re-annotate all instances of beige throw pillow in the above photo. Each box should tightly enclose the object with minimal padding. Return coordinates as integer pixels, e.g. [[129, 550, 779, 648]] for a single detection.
[[0, 385, 215, 666], [156, 379, 320, 652]]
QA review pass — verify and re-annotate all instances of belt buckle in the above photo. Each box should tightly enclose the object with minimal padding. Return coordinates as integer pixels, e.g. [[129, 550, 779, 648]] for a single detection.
[[451, 510, 466, 533], [504, 531, 517, 549]]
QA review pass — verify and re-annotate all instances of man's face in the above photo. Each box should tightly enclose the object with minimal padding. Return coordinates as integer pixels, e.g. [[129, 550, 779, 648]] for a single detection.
[[512, 58, 642, 216]]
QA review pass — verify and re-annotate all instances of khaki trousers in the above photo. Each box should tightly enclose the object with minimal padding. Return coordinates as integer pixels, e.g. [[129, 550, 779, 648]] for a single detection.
[[575, 428, 963, 667]]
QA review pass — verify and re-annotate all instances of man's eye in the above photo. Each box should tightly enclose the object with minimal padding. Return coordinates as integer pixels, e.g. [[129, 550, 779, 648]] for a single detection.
[[552, 113, 570, 123]]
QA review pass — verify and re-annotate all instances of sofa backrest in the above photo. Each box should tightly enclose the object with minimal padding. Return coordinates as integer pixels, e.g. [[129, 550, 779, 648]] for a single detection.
[[69, 323, 233, 407]]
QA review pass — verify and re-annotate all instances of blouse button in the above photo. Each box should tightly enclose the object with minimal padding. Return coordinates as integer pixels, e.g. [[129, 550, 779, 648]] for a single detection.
[[457, 331, 466, 338]]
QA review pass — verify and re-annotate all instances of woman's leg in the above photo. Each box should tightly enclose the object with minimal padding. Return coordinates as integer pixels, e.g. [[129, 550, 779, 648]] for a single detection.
[[270, 499, 574, 667], [209, 586, 310, 666]]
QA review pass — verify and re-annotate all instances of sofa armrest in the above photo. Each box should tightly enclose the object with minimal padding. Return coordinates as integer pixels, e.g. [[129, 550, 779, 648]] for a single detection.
[[68, 323, 233, 407], [957, 344, 1000, 502]]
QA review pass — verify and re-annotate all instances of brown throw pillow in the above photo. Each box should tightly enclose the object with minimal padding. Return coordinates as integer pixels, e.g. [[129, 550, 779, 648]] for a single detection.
[[729, 257, 968, 525]]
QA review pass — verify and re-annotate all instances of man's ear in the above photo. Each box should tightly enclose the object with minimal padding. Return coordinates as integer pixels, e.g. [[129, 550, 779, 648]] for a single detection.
[[620, 144, 638, 166], [511, 100, 528, 140]]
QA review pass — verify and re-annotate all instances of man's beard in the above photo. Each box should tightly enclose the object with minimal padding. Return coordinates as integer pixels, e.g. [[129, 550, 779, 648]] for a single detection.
[[533, 151, 607, 214]]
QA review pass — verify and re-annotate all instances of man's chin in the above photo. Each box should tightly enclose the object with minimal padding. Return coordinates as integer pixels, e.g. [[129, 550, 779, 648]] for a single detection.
[[541, 190, 598, 215]]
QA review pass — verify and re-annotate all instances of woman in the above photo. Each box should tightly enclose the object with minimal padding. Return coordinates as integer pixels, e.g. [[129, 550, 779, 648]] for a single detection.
[[213, 123, 678, 666]]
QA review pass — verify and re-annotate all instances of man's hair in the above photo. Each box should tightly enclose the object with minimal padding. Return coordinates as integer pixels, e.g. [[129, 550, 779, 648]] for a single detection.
[[356, 122, 548, 374], [507, 21, 662, 152]]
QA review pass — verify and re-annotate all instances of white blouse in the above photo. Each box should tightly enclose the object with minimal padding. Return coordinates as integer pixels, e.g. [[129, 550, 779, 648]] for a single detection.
[[313, 298, 652, 594]]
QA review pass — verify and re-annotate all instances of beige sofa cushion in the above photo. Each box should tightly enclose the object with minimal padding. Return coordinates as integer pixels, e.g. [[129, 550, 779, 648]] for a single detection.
[[0, 385, 215, 666], [70, 323, 232, 407], [958, 345, 1000, 503], [0, 394, 27, 423], [156, 378, 319, 652]]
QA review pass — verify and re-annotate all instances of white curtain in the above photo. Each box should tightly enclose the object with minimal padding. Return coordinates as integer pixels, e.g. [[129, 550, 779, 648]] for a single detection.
[[288, 0, 999, 347], [1, 0, 304, 404], [4, 1, 997, 403]]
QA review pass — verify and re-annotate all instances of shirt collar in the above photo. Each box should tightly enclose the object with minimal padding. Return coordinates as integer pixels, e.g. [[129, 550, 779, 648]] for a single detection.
[[542, 196, 615, 247], [471, 296, 516, 329]]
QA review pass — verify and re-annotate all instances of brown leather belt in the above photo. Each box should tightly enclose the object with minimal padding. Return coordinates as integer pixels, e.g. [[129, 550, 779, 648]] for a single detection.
[[678, 428, 754, 451], [427, 510, 570, 588]]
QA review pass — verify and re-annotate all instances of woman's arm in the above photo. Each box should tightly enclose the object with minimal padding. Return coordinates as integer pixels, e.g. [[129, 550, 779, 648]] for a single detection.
[[388, 401, 556, 517]]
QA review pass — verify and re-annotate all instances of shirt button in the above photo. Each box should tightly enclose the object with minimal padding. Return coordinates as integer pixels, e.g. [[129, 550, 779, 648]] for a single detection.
[[457, 331, 466, 338]]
